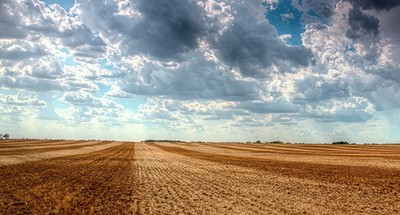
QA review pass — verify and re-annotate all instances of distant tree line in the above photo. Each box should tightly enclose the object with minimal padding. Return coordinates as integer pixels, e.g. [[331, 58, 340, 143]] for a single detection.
[[142, 139, 185, 143], [252, 140, 285, 144], [332, 141, 349, 145], [0, 133, 10, 140]]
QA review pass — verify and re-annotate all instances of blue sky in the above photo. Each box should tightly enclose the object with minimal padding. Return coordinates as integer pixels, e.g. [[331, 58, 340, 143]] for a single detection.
[[265, 0, 304, 45], [43, 0, 74, 11], [1, 0, 400, 143]]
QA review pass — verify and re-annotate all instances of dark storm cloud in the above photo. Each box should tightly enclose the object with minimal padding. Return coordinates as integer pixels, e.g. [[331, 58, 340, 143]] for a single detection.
[[347, 0, 400, 11], [345, 0, 400, 40], [75, 0, 207, 61], [129, 0, 206, 60], [77, 0, 313, 75], [213, 1, 313, 77], [73, 0, 318, 81], [345, 8, 380, 39], [376, 6, 400, 39]]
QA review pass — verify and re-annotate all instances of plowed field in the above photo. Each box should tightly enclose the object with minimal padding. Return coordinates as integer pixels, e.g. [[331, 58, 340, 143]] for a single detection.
[[1, 140, 400, 214]]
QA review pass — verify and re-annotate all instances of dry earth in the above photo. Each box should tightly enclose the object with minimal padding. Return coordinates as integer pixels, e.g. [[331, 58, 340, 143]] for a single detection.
[[1, 139, 400, 214]]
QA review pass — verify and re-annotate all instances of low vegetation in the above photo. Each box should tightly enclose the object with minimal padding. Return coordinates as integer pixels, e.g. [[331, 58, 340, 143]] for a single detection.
[[332, 141, 349, 145], [0, 133, 10, 140], [142, 139, 185, 142]]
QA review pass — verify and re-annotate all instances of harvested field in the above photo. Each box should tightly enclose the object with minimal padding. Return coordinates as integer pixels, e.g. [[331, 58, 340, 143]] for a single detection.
[[1, 140, 400, 214]]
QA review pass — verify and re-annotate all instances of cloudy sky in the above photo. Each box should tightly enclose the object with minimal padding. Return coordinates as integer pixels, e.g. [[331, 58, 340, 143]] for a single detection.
[[1, 0, 399, 143]]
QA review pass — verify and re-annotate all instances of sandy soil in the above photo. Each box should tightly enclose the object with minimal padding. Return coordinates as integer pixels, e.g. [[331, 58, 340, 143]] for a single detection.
[[1, 140, 399, 214]]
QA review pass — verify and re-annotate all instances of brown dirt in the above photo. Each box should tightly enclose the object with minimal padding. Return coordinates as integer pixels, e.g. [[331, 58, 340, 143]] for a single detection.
[[0, 140, 89, 149], [0, 142, 138, 214], [1, 140, 400, 214], [0, 141, 113, 155]]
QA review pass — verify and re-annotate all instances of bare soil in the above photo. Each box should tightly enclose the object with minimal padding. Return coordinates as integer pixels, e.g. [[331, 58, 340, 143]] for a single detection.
[[1, 140, 400, 214]]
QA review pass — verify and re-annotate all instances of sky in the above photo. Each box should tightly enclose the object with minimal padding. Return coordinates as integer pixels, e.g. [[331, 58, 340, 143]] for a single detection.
[[1, 0, 400, 143]]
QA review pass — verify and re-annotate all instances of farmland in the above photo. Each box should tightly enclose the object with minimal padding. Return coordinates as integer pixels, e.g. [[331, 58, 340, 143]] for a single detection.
[[1, 140, 400, 214]]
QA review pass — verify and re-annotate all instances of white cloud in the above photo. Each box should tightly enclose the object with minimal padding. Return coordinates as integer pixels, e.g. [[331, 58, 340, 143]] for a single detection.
[[279, 34, 292, 43], [105, 87, 133, 99], [262, 0, 280, 11], [280, 13, 295, 23], [302, 96, 375, 122], [119, 52, 259, 101], [62, 91, 122, 109], [292, 74, 350, 104], [0, 40, 46, 60], [0, 92, 46, 107], [0, 75, 68, 91]]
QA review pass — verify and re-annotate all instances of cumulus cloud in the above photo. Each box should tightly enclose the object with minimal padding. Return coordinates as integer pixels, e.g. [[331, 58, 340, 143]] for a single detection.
[[279, 34, 293, 42], [0, 0, 111, 96], [129, 0, 207, 60], [75, 0, 313, 78], [303, 1, 399, 92], [280, 13, 295, 22], [347, 0, 400, 11], [292, 0, 336, 24], [61, 106, 123, 124], [0, 0, 28, 39], [236, 101, 300, 114], [0, 75, 67, 91], [136, 98, 254, 127], [230, 116, 265, 127], [211, 1, 313, 77], [346, 7, 380, 39], [26, 58, 64, 79], [105, 87, 134, 99], [62, 91, 121, 109], [73, 0, 206, 61], [120, 53, 259, 101], [0, 40, 46, 60], [0, 0, 106, 60], [0, 92, 46, 107], [293, 75, 350, 104], [302, 96, 375, 122]]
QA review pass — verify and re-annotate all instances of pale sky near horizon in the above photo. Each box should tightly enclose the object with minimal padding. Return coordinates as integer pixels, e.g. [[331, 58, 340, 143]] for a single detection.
[[1, 0, 400, 143]]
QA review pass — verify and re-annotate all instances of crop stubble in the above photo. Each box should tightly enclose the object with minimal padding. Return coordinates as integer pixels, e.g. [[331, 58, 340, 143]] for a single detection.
[[0, 141, 138, 214], [1, 140, 400, 214]]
